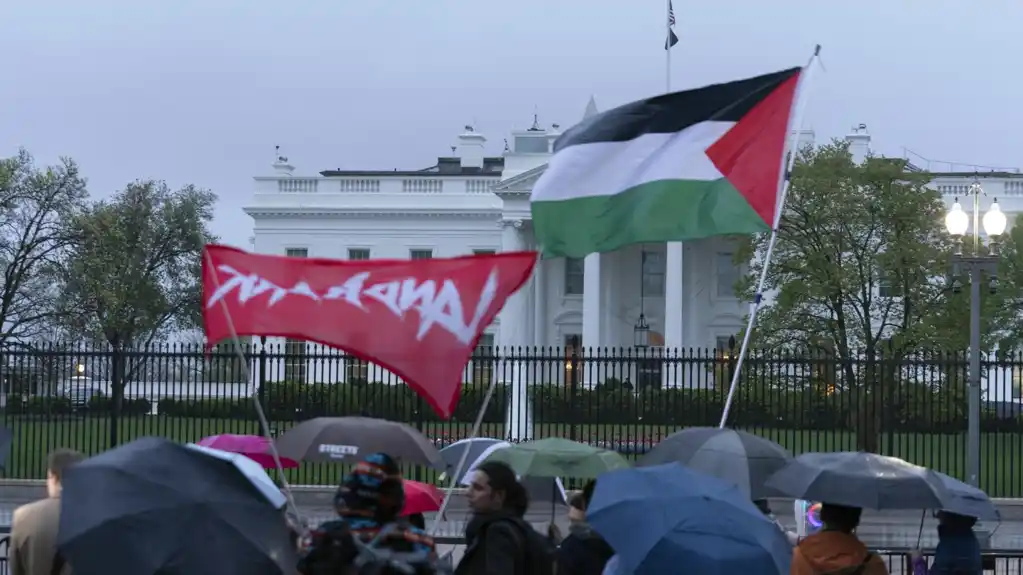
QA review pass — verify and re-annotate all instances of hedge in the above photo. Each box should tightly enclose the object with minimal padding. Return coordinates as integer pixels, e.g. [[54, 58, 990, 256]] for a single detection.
[[5, 380, 1021, 433], [4, 395, 152, 416]]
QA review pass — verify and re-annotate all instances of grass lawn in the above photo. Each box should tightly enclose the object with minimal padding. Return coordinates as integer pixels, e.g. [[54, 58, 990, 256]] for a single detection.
[[2, 415, 1021, 497]]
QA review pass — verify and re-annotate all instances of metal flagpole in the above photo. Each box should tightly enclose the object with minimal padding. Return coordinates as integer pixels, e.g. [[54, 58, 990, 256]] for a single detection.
[[665, 0, 672, 92], [718, 45, 822, 428]]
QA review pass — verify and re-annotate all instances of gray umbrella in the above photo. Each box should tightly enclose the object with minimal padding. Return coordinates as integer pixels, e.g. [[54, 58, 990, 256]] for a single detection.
[[935, 471, 1000, 520], [765, 451, 953, 510], [440, 438, 567, 507], [275, 416, 443, 468], [638, 427, 792, 499]]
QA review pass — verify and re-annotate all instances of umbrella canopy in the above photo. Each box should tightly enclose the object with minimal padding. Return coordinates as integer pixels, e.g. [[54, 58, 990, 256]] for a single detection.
[[639, 427, 792, 499], [934, 472, 1000, 520], [481, 437, 630, 479], [197, 434, 299, 469], [274, 416, 443, 467], [402, 480, 444, 516], [457, 440, 568, 506], [438, 437, 504, 479], [58, 436, 296, 575], [588, 463, 792, 575], [185, 444, 286, 509], [765, 451, 952, 510]]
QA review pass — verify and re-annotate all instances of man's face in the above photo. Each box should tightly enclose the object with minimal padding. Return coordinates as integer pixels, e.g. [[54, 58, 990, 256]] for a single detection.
[[467, 470, 500, 512]]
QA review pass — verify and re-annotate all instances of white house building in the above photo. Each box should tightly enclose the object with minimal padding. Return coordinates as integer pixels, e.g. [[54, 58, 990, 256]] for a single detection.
[[246, 102, 1023, 392]]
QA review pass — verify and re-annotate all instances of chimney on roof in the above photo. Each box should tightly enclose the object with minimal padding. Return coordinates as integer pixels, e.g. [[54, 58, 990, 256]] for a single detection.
[[845, 124, 870, 164], [273, 145, 294, 175], [457, 125, 486, 169]]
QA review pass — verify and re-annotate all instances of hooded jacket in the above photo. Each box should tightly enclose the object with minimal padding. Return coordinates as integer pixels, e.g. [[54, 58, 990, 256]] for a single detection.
[[557, 521, 615, 575], [791, 530, 889, 575]]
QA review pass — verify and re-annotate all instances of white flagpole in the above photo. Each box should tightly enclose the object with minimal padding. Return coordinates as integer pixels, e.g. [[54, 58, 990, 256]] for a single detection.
[[718, 45, 822, 429], [665, 0, 672, 92]]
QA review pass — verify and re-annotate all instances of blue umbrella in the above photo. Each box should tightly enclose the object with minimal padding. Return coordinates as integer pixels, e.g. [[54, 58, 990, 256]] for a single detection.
[[935, 471, 1000, 520], [587, 463, 792, 575]]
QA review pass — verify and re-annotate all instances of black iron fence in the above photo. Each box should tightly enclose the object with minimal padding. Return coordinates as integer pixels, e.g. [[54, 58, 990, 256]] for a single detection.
[[1, 341, 1022, 493]]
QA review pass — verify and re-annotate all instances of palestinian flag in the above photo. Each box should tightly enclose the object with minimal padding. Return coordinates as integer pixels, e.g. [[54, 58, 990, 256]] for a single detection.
[[530, 67, 802, 259]]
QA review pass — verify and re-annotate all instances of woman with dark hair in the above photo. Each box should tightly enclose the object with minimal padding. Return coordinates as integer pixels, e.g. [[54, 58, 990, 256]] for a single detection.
[[455, 461, 533, 575]]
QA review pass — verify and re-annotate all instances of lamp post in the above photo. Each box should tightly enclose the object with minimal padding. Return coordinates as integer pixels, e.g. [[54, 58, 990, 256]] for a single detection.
[[944, 179, 1006, 488]]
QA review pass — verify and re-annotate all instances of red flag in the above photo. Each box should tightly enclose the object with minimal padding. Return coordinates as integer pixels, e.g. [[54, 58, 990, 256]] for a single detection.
[[201, 244, 536, 419]]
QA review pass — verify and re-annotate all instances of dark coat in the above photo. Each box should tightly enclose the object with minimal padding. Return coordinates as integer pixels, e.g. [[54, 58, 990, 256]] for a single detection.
[[930, 524, 982, 575], [454, 511, 527, 575], [556, 522, 614, 575]]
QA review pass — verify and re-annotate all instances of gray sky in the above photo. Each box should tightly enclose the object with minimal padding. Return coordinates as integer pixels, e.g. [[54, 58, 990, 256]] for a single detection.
[[3, 0, 1022, 248]]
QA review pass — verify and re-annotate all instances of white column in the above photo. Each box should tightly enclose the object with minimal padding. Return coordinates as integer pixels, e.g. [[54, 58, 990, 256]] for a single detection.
[[582, 252, 602, 386], [532, 257, 546, 346], [664, 241, 685, 387], [498, 219, 532, 441]]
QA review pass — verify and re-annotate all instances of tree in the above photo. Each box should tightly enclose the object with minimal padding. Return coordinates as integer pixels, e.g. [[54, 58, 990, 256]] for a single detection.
[[988, 213, 1023, 353], [179, 330, 252, 384], [55, 181, 216, 385], [0, 150, 87, 347], [735, 141, 979, 450]]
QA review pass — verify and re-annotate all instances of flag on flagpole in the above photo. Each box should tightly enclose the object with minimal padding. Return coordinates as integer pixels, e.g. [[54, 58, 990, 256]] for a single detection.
[[530, 67, 802, 259], [665, 0, 679, 50]]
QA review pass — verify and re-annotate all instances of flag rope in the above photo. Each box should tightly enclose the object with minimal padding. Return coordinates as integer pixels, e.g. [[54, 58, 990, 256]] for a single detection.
[[202, 249, 303, 525], [718, 45, 822, 429]]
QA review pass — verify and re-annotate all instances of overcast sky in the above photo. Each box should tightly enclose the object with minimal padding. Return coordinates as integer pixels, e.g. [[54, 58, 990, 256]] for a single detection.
[[3, 0, 1022, 247]]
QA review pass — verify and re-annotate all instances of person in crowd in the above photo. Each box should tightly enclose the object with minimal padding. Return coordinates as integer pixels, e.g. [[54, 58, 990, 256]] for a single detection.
[[407, 512, 427, 531], [754, 499, 799, 546], [557, 481, 614, 575], [456, 460, 552, 575], [298, 452, 437, 575], [10, 448, 84, 575], [791, 503, 889, 575], [911, 511, 982, 575]]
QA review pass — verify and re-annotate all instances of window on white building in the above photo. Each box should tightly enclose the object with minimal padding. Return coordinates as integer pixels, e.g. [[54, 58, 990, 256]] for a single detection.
[[641, 249, 665, 297], [716, 252, 740, 298], [348, 248, 370, 260], [345, 354, 369, 384], [284, 339, 307, 383], [283, 248, 308, 382], [472, 249, 497, 256], [564, 258, 584, 295], [564, 334, 583, 386], [877, 270, 894, 298], [410, 249, 433, 260], [471, 333, 495, 387]]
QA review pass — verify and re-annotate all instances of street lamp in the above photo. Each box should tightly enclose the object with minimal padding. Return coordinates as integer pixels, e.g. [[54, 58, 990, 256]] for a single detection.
[[75, 364, 85, 375], [945, 179, 1005, 488]]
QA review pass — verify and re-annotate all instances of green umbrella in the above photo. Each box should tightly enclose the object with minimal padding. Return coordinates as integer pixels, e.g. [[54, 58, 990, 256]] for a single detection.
[[482, 438, 631, 478]]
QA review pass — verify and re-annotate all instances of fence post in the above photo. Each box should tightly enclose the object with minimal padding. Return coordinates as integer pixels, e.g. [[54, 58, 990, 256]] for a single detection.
[[109, 344, 124, 448], [258, 337, 268, 434], [569, 336, 580, 442]]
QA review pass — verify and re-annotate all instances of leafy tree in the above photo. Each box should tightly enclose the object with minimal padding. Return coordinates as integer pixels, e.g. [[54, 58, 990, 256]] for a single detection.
[[0, 150, 87, 347], [989, 213, 1023, 353], [735, 141, 976, 450], [55, 180, 216, 386], [179, 330, 252, 384]]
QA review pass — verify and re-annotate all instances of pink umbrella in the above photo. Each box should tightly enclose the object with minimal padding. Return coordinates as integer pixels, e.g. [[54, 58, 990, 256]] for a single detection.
[[196, 434, 299, 469]]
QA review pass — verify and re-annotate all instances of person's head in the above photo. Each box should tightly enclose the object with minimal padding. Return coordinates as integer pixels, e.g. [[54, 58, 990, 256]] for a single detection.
[[46, 449, 83, 497], [335, 452, 405, 523], [406, 512, 426, 530], [568, 493, 587, 522], [819, 503, 862, 533], [467, 461, 528, 516], [937, 510, 977, 530]]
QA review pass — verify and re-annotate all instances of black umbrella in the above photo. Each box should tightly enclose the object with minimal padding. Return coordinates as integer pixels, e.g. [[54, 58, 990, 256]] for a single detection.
[[765, 451, 953, 510], [638, 427, 792, 499], [275, 416, 443, 467], [58, 436, 296, 575]]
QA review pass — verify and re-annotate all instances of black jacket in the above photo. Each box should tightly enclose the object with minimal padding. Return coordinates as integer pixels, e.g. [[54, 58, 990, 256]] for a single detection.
[[454, 511, 526, 575], [556, 522, 614, 575]]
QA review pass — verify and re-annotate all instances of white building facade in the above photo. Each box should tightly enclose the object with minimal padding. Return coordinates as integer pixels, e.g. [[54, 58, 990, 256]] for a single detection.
[[246, 108, 1023, 390]]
